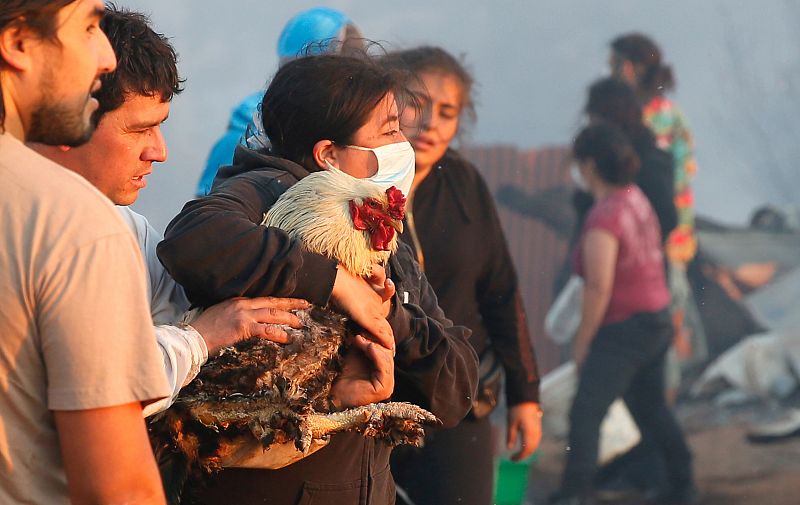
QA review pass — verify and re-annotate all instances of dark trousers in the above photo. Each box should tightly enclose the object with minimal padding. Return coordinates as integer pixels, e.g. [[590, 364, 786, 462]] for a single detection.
[[560, 310, 693, 496], [391, 416, 494, 505], [595, 439, 668, 492], [183, 433, 395, 505]]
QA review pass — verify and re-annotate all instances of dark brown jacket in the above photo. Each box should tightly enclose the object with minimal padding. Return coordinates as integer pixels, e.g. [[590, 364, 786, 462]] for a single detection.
[[401, 149, 540, 406], [157, 146, 479, 505]]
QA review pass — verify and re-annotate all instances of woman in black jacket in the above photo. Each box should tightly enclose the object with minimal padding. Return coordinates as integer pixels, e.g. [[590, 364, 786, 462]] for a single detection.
[[573, 77, 677, 242], [157, 53, 479, 505], [382, 46, 541, 505]]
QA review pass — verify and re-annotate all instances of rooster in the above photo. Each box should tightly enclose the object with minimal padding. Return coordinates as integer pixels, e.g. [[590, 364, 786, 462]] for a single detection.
[[149, 170, 437, 499], [263, 169, 407, 276]]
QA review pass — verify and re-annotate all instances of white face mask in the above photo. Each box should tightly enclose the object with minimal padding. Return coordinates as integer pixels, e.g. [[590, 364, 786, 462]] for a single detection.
[[326, 141, 416, 197]]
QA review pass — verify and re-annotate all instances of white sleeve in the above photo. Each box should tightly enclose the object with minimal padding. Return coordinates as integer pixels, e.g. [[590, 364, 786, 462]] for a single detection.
[[118, 206, 192, 323], [143, 323, 208, 417], [116, 207, 210, 417]]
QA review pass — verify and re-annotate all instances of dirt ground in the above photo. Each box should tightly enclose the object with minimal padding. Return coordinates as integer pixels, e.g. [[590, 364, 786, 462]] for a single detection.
[[525, 400, 800, 505]]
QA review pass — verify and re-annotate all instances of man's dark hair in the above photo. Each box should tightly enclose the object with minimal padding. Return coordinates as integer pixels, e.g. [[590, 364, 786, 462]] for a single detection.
[[573, 122, 640, 186], [0, 0, 77, 128], [261, 51, 417, 169], [94, 4, 183, 119], [585, 77, 655, 147]]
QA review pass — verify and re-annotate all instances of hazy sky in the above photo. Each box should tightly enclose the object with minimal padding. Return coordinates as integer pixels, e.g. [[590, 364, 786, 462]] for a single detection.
[[122, 0, 798, 232]]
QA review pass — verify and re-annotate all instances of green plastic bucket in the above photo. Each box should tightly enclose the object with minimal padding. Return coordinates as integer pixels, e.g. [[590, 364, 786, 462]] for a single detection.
[[492, 451, 538, 505]]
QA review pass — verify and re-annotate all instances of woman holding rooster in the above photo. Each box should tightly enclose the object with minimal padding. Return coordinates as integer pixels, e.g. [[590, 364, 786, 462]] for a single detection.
[[157, 51, 479, 505], [382, 46, 541, 505]]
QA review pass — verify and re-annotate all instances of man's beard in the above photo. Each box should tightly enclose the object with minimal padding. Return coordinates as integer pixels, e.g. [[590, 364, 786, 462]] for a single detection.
[[27, 74, 97, 147]]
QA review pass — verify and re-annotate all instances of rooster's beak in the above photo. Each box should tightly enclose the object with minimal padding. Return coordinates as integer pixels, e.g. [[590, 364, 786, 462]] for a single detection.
[[391, 220, 404, 234]]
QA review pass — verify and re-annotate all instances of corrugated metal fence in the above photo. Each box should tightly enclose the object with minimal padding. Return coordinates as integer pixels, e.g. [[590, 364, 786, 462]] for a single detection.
[[461, 144, 571, 374]]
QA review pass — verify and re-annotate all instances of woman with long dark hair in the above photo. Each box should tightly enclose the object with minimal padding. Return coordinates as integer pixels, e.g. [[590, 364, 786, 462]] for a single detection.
[[549, 124, 695, 505]]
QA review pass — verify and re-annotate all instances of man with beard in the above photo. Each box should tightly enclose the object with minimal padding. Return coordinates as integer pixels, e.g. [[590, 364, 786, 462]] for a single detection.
[[34, 5, 311, 419], [0, 2, 170, 504]]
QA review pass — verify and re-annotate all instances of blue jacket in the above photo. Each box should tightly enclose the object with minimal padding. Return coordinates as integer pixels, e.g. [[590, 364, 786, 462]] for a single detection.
[[195, 91, 263, 196]]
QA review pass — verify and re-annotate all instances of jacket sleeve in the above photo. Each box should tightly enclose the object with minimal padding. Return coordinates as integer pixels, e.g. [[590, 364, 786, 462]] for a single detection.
[[387, 243, 479, 428], [157, 172, 338, 308], [475, 175, 541, 406]]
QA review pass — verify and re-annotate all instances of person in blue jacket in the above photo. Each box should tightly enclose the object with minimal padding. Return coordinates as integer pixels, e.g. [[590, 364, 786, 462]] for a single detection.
[[195, 6, 362, 196]]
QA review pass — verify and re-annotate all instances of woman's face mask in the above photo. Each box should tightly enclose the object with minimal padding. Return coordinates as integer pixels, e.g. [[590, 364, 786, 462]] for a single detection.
[[570, 161, 590, 192], [326, 141, 416, 197]]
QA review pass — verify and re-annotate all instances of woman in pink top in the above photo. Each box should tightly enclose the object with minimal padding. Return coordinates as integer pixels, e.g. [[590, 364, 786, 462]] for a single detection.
[[549, 124, 695, 505]]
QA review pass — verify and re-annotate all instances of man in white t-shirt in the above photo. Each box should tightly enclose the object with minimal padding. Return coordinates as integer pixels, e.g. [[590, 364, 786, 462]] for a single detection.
[[33, 6, 310, 418], [0, 1, 171, 503]]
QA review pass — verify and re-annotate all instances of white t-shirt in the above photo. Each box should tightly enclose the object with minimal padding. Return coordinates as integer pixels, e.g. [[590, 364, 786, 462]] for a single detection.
[[0, 134, 170, 504], [116, 206, 208, 416]]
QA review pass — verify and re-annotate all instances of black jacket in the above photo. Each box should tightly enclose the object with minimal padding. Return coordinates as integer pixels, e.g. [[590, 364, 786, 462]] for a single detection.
[[157, 146, 479, 505], [633, 138, 678, 240], [402, 150, 540, 405]]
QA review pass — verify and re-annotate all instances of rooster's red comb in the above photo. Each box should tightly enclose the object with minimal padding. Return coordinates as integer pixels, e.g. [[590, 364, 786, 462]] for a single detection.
[[385, 186, 406, 220]]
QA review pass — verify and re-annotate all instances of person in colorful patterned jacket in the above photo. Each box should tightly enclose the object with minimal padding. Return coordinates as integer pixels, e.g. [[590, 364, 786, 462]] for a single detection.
[[609, 32, 707, 376]]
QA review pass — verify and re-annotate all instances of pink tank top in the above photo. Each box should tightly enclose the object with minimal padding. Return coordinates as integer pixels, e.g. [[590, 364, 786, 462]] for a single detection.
[[574, 185, 670, 325]]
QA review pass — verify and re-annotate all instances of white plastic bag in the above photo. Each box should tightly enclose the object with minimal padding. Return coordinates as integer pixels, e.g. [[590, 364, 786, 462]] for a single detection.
[[545, 275, 584, 345], [540, 362, 641, 464]]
